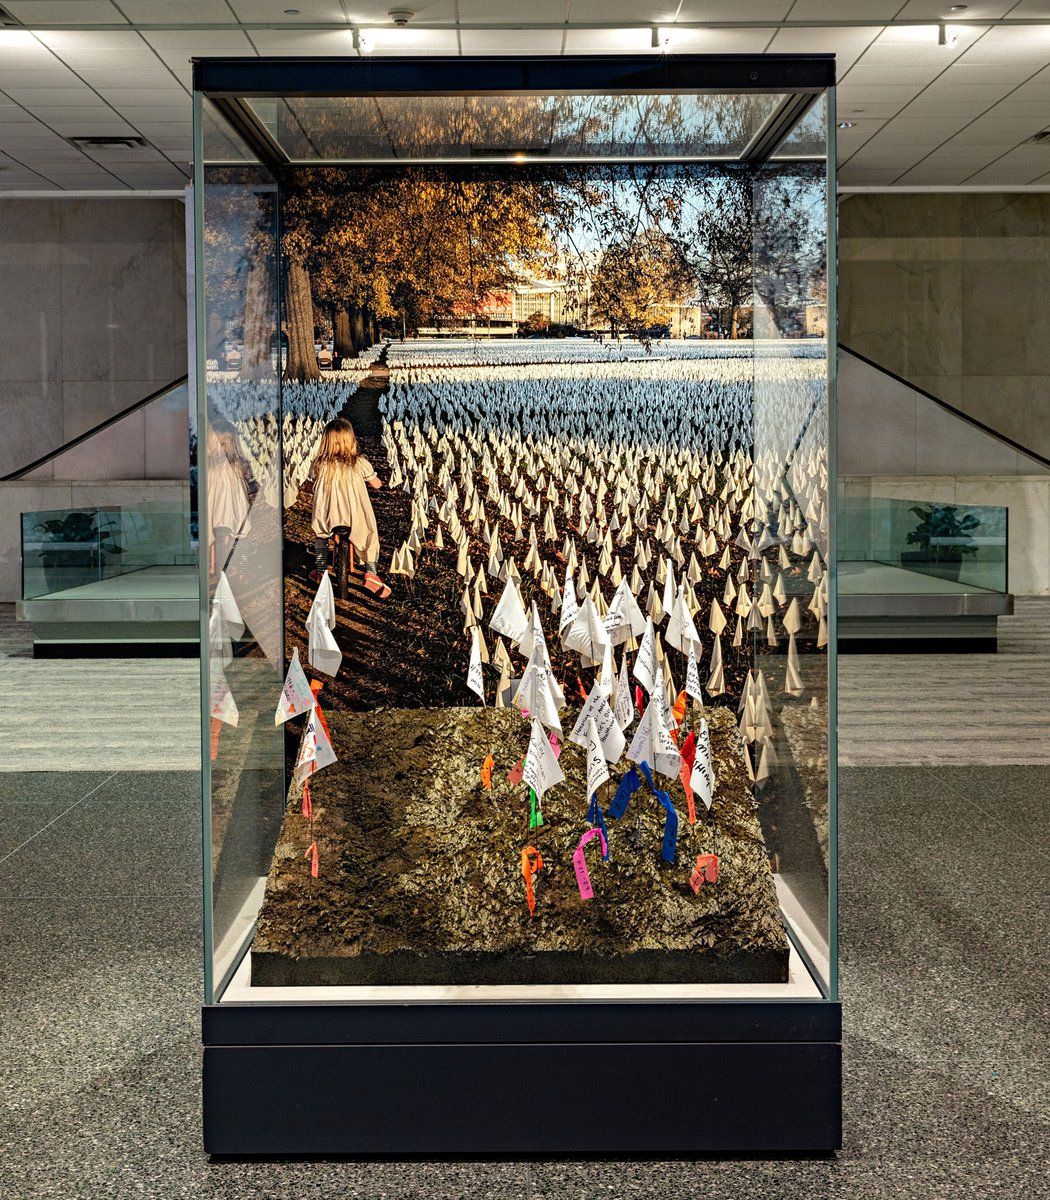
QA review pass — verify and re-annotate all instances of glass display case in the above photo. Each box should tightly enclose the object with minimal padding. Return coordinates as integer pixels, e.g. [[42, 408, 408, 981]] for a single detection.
[[194, 54, 839, 1155]]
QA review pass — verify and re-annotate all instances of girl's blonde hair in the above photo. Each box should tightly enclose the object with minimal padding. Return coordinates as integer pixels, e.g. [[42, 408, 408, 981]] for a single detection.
[[206, 417, 248, 473], [313, 417, 360, 480]]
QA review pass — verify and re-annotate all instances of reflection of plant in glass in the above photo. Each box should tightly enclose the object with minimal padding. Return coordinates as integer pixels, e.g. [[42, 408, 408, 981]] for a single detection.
[[906, 505, 980, 561], [36, 511, 124, 553]]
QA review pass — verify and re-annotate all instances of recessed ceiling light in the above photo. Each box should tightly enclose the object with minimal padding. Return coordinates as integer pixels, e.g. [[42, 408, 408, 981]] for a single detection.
[[949, 5, 967, 11], [284, 8, 301, 13], [837, 121, 855, 129]]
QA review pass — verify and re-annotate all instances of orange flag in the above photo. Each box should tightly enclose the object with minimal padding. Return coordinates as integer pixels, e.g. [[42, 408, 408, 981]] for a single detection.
[[672, 689, 688, 729], [480, 754, 494, 790], [521, 845, 544, 916], [304, 841, 319, 878], [302, 781, 313, 821], [209, 717, 222, 762], [309, 680, 332, 738]]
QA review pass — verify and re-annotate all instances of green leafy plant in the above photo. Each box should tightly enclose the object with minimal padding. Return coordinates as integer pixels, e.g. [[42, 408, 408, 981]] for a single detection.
[[906, 505, 980, 562]]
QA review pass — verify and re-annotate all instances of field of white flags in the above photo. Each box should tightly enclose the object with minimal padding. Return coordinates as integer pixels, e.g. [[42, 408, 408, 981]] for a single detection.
[[277, 338, 830, 795]]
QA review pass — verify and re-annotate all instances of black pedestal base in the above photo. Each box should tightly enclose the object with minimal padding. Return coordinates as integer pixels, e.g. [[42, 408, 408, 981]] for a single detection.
[[203, 1000, 841, 1155]]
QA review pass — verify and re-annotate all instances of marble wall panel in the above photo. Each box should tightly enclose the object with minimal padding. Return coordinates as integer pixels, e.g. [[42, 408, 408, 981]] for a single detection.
[[0, 200, 63, 385], [0, 381, 65, 479], [58, 199, 183, 385]]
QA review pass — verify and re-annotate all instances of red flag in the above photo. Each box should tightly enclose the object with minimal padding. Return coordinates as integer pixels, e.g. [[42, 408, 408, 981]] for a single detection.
[[679, 731, 697, 825]]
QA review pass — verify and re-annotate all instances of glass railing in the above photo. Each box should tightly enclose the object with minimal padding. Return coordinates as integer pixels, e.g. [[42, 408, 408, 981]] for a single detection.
[[840, 496, 1008, 595], [21, 504, 196, 601]]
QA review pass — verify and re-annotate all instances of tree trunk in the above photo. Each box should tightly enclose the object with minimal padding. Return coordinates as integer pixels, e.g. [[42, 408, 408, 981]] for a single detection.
[[240, 259, 272, 380], [332, 305, 357, 358], [350, 305, 367, 352], [729, 305, 739, 340], [284, 254, 320, 383]]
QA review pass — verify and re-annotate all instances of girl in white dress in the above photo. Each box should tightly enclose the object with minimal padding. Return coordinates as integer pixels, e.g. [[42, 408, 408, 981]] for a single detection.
[[310, 418, 390, 598]]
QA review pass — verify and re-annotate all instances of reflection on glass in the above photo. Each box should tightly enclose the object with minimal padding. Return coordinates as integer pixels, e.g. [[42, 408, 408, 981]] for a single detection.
[[840, 495, 1007, 595], [752, 116, 833, 988], [200, 99, 286, 999], [247, 92, 785, 161]]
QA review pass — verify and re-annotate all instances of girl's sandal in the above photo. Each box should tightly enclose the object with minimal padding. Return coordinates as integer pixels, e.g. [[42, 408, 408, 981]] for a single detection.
[[364, 571, 391, 599]]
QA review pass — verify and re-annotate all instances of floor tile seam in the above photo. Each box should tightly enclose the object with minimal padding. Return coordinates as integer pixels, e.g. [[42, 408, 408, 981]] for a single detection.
[[0, 771, 120, 869]]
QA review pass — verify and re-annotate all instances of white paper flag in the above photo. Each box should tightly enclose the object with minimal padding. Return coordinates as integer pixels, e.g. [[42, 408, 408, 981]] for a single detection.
[[614, 652, 635, 731], [214, 571, 245, 641], [311, 569, 336, 630], [585, 716, 610, 799], [513, 663, 562, 732], [306, 603, 342, 677], [689, 718, 715, 811], [604, 578, 646, 645], [665, 584, 701, 655], [293, 703, 338, 785], [559, 571, 579, 634], [490, 576, 529, 644], [569, 682, 626, 763], [275, 646, 315, 725], [467, 626, 485, 703], [522, 717, 564, 800], [563, 596, 610, 665], [210, 667, 239, 727], [633, 616, 659, 694], [627, 698, 682, 780], [685, 643, 703, 703]]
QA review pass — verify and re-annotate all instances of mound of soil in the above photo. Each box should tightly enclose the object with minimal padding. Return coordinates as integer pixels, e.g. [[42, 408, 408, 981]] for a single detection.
[[252, 704, 789, 987]]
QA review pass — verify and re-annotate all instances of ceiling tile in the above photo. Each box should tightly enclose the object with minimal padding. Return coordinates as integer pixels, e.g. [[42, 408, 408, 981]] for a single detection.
[[460, 29, 564, 54], [246, 30, 359, 55], [2, 87, 102, 106], [227, 0, 368, 18], [962, 26, 1050, 64], [894, 1, 1014, 15], [77, 70, 188, 90], [788, 1, 909, 16], [324, 0, 454, 20], [141, 30, 257, 54], [2, 1, 127, 22], [766, 26, 883, 76], [0, 30, 58, 66], [119, 1, 236, 18], [91, 88, 188, 106], [459, 0, 564, 16], [362, 29, 460, 54], [680, 2, 795, 16]]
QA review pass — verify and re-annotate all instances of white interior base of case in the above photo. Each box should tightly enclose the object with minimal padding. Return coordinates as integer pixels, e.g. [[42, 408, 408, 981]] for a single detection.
[[216, 877, 826, 1004]]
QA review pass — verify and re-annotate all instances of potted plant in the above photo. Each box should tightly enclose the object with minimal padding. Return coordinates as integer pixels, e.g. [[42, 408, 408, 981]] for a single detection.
[[903, 504, 980, 583], [33, 510, 124, 594]]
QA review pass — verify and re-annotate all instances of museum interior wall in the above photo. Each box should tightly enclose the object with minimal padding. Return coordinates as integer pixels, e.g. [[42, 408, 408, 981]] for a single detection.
[[839, 191, 1050, 460], [0, 196, 190, 603]]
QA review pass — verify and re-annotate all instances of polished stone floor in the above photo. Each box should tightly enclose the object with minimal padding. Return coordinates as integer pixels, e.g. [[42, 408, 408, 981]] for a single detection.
[[0, 761, 1047, 1198]]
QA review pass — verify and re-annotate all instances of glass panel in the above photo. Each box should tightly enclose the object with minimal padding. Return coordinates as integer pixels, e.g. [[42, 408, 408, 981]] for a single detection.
[[197, 96, 285, 1002], [839, 495, 1007, 595], [21, 505, 194, 600], [195, 75, 834, 1003], [244, 92, 785, 161], [751, 91, 835, 992]]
